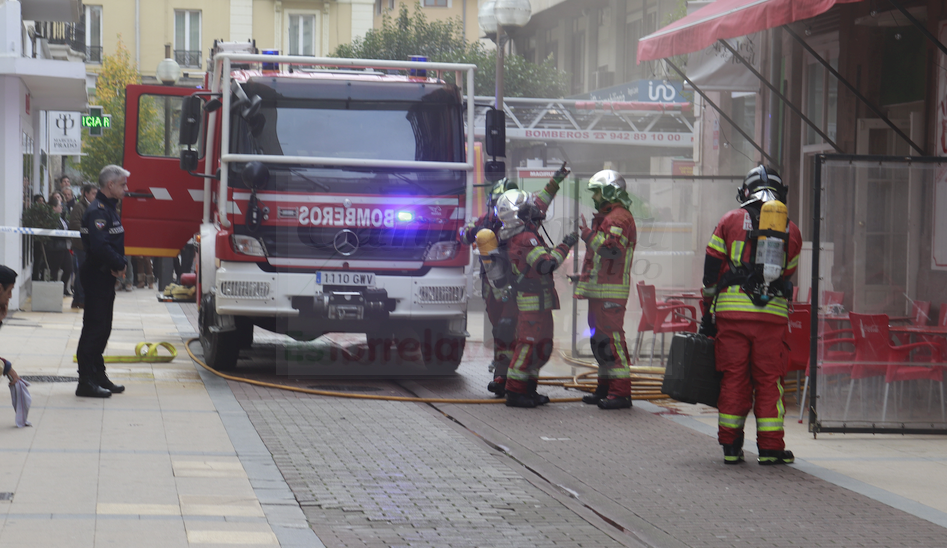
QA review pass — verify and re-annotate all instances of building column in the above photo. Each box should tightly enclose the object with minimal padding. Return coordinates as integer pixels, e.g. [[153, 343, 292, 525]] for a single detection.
[[0, 76, 24, 311]]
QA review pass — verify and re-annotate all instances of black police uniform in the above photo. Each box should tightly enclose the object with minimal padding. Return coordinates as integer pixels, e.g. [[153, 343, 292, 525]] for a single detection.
[[76, 195, 126, 394]]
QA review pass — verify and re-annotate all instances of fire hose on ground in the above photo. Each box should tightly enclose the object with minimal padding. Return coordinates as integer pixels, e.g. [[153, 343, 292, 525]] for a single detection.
[[183, 338, 674, 404]]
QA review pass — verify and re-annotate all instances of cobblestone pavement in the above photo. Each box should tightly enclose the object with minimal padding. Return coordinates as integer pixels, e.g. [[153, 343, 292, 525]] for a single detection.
[[199, 316, 947, 547]]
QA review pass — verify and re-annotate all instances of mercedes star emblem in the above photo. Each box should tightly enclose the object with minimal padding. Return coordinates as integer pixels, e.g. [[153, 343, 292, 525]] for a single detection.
[[333, 229, 359, 256]]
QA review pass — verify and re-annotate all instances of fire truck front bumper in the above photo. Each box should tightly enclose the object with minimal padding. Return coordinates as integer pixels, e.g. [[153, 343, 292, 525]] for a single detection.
[[213, 261, 467, 322]]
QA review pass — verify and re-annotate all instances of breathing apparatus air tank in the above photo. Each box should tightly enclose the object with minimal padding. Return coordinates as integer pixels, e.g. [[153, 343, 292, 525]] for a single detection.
[[476, 228, 509, 288], [755, 199, 788, 291]]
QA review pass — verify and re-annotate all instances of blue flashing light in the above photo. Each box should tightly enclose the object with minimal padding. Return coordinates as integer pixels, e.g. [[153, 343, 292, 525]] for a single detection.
[[397, 210, 414, 222], [409, 55, 427, 77], [262, 49, 279, 71]]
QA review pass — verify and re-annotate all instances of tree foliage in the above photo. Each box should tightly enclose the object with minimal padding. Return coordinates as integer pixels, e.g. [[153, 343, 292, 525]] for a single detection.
[[80, 38, 162, 180], [331, 3, 568, 98]]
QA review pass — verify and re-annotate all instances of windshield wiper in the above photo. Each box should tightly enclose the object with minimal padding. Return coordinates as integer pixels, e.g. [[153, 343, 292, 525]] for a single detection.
[[289, 169, 330, 192]]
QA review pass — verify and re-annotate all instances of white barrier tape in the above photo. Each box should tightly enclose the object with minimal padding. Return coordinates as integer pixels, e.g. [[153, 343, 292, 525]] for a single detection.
[[0, 226, 79, 238]]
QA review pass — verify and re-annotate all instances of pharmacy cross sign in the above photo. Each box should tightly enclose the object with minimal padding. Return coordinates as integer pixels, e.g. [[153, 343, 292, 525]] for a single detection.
[[82, 106, 112, 137]]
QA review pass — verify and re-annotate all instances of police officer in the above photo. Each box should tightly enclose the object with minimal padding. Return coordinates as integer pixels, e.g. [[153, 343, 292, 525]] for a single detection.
[[575, 170, 637, 409], [700, 165, 802, 465], [75, 165, 130, 398], [496, 189, 577, 407]]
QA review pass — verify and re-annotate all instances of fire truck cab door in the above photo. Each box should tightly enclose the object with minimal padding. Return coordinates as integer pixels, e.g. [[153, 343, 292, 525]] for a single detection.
[[122, 84, 204, 258]]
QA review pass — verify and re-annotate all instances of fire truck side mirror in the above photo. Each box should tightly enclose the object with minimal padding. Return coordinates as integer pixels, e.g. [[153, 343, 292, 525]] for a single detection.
[[180, 149, 199, 172], [179, 96, 203, 146], [485, 109, 506, 158], [242, 161, 270, 191]]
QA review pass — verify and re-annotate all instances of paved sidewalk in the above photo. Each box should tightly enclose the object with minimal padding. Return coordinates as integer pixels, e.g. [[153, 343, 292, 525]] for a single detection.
[[0, 290, 319, 547]]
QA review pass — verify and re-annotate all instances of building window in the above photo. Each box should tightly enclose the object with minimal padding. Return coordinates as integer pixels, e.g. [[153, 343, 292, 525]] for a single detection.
[[424, 0, 448, 6], [174, 10, 202, 68], [85, 5, 102, 63], [804, 48, 838, 146], [288, 14, 316, 56]]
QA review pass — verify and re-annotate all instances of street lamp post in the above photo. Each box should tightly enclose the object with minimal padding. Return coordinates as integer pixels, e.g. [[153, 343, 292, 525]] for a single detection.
[[479, 0, 532, 114], [156, 44, 182, 156]]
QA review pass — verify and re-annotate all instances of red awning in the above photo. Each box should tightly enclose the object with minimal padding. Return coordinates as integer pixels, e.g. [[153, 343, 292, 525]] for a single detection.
[[637, 0, 862, 62]]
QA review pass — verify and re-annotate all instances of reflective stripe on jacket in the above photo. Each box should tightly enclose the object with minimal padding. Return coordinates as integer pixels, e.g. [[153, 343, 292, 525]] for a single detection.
[[508, 230, 570, 312], [575, 202, 637, 302], [704, 208, 802, 323]]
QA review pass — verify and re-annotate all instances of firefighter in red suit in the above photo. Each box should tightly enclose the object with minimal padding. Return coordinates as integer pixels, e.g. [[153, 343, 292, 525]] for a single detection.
[[575, 170, 637, 409], [495, 189, 578, 407], [459, 168, 568, 397], [700, 165, 802, 465]]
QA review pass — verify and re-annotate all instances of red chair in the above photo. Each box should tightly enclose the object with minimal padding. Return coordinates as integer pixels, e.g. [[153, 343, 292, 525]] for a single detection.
[[848, 313, 945, 422], [821, 290, 844, 307], [910, 301, 932, 327], [789, 304, 857, 421], [635, 282, 698, 366]]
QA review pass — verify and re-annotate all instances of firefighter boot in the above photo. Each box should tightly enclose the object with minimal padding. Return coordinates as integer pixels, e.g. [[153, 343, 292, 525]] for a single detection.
[[598, 396, 632, 410], [758, 448, 795, 465], [582, 381, 609, 405], [527, 378, 549, 406], [505, 390, 538, 408], [722, 436, 745, 465], [487, 376, 506, 397]]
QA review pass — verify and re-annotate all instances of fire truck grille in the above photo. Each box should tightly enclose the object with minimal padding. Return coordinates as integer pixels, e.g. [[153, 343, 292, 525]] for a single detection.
[[254, 226, 457, 262]]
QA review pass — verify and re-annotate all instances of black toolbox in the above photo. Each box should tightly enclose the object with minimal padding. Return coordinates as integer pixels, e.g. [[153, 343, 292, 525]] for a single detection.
[[661, 332, 721, 408]]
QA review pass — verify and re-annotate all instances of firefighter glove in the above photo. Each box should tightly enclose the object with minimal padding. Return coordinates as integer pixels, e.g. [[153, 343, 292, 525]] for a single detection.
[[698, 312, 717, 338], [552, 162, 571, 184], [562, 231, 579, 248]]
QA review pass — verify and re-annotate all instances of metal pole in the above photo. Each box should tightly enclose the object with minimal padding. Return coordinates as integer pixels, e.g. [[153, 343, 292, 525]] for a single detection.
[[664, 58, 780, 168], [808, 154, 823, 435], [783, 25, 924, 156], [717, 39, 841, 153], [495, 28, 505, 114]]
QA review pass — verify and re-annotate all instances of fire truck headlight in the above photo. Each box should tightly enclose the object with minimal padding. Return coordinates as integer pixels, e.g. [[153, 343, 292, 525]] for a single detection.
[[231, 235, 267, 257], [423, 241, 458, 262], [397, 210, 414, 222]]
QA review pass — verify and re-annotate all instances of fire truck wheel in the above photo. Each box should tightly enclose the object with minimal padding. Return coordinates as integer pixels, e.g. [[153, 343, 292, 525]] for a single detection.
[[199, 295, 240, 371], [417, 324, 465, 373], [235, 317, 254, 350]]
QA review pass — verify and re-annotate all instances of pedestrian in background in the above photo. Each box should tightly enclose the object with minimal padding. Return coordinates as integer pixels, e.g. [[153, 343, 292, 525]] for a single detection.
[[68, 183, 96, 309], [75, 165, 129, 398], [1, 264, 22, 383], [575, 170, 637, 410], [699, 165, 801, 465], [45, 197, 74, 295]]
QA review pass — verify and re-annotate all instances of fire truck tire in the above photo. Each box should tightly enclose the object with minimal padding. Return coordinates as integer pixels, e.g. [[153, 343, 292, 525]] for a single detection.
[[417, 324, 465, 373], [235, 317, 254, 349], [199, 295, 240, 371]]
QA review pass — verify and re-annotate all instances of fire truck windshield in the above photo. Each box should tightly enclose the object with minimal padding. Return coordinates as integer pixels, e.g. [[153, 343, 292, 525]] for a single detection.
[[231, 81, 464, 164]]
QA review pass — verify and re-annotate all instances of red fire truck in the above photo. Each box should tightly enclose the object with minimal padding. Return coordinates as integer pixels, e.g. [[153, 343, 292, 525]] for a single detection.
[[122, 41, 477, 371]]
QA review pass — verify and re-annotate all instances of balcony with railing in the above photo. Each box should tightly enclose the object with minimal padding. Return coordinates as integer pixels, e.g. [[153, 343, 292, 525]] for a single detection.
[[174, 50, 202, 69], [33, 21, 87, 62]]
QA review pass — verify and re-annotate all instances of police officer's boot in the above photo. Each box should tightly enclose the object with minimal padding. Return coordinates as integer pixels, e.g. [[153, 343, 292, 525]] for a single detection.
[[527, 378, 549, 406], [758, 448, 795, 465], [95, 371, 125, 394], [582, 382, 609, 405], [722, 436, 745, 465], [76, 378, 111, 398], [505, 390, 538, 408]]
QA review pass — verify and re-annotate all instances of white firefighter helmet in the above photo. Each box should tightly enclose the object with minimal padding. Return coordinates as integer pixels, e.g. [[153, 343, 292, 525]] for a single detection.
[[495, 189, 529, 238], [738, 165, 787, 206], [587, 169, 627, 202]]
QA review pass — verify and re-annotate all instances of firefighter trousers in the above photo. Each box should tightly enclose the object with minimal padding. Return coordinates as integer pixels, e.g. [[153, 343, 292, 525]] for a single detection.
[[485, 289, 517, 378], [505, 310, 554, 395], [587, 299, 632, 397], [714, 317, 788, 450]]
